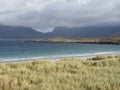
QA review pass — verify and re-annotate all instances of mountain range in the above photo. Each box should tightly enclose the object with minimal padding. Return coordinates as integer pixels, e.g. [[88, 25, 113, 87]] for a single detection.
[[0, 25, 120, 39]]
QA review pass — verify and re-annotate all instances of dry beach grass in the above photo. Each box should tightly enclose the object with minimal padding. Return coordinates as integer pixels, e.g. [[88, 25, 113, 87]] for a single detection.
[[0, 55, 120, 90]]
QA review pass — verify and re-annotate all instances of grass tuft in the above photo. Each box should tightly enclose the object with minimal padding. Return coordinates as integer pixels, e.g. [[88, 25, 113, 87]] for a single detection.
[[90, 55, 107, 60]]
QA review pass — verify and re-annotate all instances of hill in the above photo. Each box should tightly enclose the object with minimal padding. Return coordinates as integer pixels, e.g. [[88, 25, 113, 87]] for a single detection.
[[0, 25, 43, 39], [0, 25, 120, 39], [49, 26, 120, 38]]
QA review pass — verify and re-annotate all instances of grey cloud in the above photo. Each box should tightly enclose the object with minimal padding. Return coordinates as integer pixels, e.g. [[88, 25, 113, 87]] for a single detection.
[[0, 0, 120, 32]]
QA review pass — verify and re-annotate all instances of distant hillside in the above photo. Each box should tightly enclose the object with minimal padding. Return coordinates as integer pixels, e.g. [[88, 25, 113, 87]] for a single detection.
[[0, 25, 43, 39], [0, 25, 120, 39], [49, 26, 120, 38]]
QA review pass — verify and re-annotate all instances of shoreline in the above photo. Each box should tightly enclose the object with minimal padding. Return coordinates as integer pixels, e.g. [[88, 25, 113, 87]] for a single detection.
[[0, 52, 120, 63]]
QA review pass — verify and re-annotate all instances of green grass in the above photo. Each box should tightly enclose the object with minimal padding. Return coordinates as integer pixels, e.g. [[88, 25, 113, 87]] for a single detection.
[[0, 56, 120, 90], [87, 55, 107, 60]]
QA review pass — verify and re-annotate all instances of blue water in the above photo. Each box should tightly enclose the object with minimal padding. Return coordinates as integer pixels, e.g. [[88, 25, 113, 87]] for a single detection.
[[0, 41, 120, 61]]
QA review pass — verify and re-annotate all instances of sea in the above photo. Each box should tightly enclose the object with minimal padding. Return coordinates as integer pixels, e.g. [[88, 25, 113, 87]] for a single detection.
[[0, 40, 120, 62]]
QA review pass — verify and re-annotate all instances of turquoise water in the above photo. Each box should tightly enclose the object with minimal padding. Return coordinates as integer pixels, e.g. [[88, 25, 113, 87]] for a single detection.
[[0, 41, 120, 61]]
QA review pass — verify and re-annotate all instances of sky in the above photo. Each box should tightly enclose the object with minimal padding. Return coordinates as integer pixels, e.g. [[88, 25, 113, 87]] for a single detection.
[[0, 0, 120, 32]]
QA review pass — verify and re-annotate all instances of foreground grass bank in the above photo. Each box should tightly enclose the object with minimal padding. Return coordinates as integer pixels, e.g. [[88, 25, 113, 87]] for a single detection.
[[0, 56, 120, 90]]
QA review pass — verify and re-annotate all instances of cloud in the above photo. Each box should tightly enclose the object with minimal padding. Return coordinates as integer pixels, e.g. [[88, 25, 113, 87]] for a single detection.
[[0, 0, 120, 32]]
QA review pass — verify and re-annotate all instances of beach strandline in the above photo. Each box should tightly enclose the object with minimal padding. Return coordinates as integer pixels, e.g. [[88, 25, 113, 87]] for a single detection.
[[0, 51, 120, 63]]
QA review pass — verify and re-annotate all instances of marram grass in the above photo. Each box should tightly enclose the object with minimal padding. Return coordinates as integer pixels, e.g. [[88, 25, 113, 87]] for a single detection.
[[0, 56, 120, 90]]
